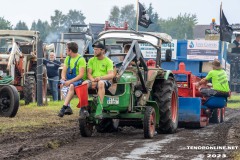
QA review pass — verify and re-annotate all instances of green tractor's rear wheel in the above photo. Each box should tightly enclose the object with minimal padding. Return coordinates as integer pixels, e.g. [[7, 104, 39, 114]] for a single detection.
[[23, 75, 36, 105], [143, 106, 156, 138], [79, 118, 94, 137], [0, 85, 19, 117], [153, 78, 178, 134]]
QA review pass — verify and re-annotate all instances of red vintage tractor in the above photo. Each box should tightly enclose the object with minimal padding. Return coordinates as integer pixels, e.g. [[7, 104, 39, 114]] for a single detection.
[[0, 30, 47, 105], [173, 62, 226, 128]]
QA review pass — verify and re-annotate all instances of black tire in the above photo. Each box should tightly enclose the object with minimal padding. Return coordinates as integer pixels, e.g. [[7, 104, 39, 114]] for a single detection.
[[79, 118, 93, 137], [220, 108, 225, 123], [143, 106, 156, 138], [19, 91, 24, 100], [153, 78, 178, 134], [23, 76, 36, 105], [210, 108, 221, 123], [0, 85, 19, 117], [96, 119, 119, 133]]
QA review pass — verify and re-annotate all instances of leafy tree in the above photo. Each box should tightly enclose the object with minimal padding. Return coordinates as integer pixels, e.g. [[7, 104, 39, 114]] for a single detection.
[[15, 21, 28, 30], [0, 17, 12, 29], [66, 9, 86, 26], [109, 6, 120, 26], [31, 20, 51, 41], [160, 13, 198, 39], [50, 9, 86, 33], [120, 4, 136, 28], [50, 10, 67, 33], [108, 4, 136, 28]]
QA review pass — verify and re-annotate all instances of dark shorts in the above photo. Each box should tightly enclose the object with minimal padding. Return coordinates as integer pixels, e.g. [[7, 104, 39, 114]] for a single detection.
[[200, 88, 229, 97], [87, 80, 112, 90]]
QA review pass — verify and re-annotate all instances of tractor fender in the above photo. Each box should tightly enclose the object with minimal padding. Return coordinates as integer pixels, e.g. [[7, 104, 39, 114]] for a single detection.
[[146, 101, 159, 126], [164, 70, 174, 80]]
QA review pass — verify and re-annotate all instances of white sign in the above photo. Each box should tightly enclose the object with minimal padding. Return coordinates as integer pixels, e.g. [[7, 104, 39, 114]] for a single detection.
[[187, 40, 219, 60], [107, 97, 119, 104], [140, 40, 177, 60]]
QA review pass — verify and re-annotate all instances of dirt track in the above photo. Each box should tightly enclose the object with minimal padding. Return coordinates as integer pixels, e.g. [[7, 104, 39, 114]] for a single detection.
[[0, 108, 240, 160]]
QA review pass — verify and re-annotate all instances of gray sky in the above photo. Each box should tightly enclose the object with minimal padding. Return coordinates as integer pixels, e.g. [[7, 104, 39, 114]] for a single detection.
[[1, 0, 239, 28]]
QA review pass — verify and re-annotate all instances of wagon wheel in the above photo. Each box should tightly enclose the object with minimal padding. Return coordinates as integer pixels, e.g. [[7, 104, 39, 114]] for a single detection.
[[143, 106, 156, 138]]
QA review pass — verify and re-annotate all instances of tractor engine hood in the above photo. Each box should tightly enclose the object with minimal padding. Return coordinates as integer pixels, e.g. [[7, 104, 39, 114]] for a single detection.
[[118, 72, 138, 83]]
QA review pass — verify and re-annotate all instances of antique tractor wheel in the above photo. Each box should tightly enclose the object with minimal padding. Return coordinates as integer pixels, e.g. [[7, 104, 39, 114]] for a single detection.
[[0, 85, 19, 117], [23, 75, 36, 105], [210, 108, 221, 123], [143, 106, 156, 138], [79, 118, 94, 137], [153, 78, 178, 134]]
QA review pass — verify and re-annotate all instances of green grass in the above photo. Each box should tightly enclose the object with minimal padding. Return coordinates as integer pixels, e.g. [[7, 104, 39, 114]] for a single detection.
[[227, 94, 240, 109], [0, 97, 80, 134]]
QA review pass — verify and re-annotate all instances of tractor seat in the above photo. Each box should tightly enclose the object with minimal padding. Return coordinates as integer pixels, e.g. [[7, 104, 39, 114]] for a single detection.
[[202, 96, 227, 109]]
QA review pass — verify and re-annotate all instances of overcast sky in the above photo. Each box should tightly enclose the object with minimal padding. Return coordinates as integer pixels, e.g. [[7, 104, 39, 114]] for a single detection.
[[1, 0, 239, 28]]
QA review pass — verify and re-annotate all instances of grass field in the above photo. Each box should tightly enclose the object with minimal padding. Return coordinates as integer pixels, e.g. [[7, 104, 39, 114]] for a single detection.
[[0, 98, 80, 134], [227, 94, 240, 109]]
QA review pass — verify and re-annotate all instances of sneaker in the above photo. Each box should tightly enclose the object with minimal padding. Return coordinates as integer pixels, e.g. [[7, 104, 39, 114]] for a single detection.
[[58, 107, 66, 117], [79, 108, 89, 119], [65, 107, 73, 115]]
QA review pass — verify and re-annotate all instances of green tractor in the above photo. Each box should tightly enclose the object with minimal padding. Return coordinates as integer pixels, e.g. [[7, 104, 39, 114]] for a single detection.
[[79, 30, 178, 138]]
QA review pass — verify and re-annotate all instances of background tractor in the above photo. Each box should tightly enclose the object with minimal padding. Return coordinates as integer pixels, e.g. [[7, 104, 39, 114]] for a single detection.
[[0, 30, 47, 105], [78, 30, 178, 138]]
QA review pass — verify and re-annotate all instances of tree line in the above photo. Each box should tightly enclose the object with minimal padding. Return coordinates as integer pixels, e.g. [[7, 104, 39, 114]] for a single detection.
[[0, 4, 198, 41], [0, 9, 85, 42], [109, 3, 198, 39]]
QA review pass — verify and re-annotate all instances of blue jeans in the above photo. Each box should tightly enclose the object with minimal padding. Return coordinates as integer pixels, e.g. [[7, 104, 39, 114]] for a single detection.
[[48, 76, 59, 101]]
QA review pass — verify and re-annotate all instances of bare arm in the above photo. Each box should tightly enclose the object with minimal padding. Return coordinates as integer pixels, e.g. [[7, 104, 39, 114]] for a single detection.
[[93, 70, 114, 82], [87, 68, 95, 81], [199, 78, 208, 85], [100, 71, 114, 80], [61, 65, 67, 80]]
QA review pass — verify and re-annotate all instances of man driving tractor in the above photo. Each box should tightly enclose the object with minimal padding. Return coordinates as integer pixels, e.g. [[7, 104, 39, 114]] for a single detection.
[[81, 42, 114, 119], [197, 59, 230, 98]]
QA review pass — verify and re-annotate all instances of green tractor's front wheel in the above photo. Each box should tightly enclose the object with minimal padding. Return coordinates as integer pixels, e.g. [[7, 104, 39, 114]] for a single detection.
[[143, 106, 156, 138], [79, 118, 94, 137]]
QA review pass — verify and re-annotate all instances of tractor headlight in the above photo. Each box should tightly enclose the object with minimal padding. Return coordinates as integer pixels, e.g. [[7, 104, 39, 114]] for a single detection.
[[135, 90, 142, 98]]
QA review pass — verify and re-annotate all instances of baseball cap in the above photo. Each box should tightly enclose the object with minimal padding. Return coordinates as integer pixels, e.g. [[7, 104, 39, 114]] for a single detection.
[[92, 42, 105, 49]]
